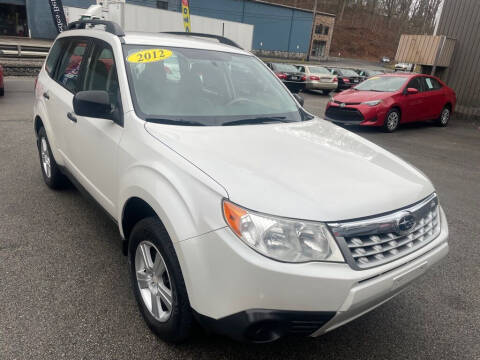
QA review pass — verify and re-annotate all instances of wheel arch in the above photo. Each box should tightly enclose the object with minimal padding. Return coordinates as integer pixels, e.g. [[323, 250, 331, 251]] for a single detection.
[[121, 196, 161, 255], [34, 115, 44, 136]]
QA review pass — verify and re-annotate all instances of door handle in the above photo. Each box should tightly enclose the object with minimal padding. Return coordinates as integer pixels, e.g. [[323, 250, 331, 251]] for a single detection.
[[67, 112, 77, 123], [43, 92, 50, 100]]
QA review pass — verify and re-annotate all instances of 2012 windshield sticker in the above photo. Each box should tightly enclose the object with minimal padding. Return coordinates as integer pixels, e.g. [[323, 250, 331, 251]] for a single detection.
[[127, 49, 172, 63]]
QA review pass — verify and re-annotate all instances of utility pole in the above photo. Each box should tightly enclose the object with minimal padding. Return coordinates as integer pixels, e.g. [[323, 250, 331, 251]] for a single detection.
[[306, 0, 318, 61]]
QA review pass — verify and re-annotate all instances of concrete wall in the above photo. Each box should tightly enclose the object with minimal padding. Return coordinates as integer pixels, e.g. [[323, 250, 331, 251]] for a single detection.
[[119, 4, 253, 50], [436, 0, 480, 118]]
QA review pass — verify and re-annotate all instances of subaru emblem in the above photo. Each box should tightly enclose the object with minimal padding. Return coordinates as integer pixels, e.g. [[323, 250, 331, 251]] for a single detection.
[[396, 212, 417, 234]]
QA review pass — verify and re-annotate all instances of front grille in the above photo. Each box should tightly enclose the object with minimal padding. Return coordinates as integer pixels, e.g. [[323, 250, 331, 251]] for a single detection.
[[328, 194, 441, 270], [326, 106, 364, 122]]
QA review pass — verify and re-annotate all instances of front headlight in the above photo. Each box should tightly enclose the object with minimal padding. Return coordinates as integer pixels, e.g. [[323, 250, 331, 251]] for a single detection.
[[362, 100, 382, 106], [223, 200, 344, 263]]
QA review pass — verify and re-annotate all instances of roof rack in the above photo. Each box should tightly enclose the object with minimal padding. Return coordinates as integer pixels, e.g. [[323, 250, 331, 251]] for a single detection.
[[67, 19, 125, 37], [162, 32, 243, 50]]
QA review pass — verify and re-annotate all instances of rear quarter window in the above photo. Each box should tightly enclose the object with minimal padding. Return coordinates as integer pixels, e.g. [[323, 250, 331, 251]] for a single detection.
[[45, 39, 65, 76]]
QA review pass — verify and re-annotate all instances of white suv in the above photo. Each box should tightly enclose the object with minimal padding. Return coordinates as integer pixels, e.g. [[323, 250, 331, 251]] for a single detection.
[[34, 20, 449, 343]]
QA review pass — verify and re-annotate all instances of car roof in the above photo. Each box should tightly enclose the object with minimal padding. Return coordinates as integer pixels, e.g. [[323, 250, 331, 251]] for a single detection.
[[58, 29, 250, 56]]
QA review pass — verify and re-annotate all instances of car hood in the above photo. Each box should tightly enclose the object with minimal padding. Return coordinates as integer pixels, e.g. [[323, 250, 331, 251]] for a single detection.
[[145, 119, 434, 222], [334, 89, 395, 103]]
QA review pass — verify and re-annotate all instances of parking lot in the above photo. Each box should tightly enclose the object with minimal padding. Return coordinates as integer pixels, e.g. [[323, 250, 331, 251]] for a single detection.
[[1, 77, 479, 359]]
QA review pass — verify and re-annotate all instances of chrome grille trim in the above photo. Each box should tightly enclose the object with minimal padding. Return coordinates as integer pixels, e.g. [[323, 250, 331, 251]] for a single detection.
[[328, 193, 441, 270]]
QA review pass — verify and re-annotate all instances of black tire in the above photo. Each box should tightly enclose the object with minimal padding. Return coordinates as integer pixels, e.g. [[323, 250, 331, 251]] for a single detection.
[[129, 217, 194, 343], [322, 90, 332, 96], [0, 87, 4, 96], [436, 106, 451, 127], [37, 126, 68, 189], [383, 108, 401, 132]]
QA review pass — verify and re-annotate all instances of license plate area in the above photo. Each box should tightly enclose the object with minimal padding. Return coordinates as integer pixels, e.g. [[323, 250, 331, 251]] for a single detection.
[[392, 261, 428, 290]]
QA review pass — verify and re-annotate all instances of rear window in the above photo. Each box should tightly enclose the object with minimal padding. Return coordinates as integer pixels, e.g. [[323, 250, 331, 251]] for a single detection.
[[273, 63, 299, 73], [308, 66, 330, 74], [339, 69, 359, 77]]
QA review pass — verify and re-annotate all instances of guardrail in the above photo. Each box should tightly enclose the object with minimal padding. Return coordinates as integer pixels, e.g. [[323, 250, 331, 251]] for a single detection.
[[0, 43, 51, 58]]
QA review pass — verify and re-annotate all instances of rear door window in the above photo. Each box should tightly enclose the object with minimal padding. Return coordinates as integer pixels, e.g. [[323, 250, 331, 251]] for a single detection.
[[423, 77, 442, 91], [55, 39, 89, 93]]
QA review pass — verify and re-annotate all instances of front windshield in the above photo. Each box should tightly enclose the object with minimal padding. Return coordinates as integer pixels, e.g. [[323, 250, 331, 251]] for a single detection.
[[123, 45, 307, 126], [354, 76, 408, 92], [308, 66, 330, 74], [340, 69, 359, 77]]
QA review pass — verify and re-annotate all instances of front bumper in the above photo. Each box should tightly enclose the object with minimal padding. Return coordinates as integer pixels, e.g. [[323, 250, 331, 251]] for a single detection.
[[176, 208, 448, 341], [283, 81, 305, 93], [325, 102, 387, 126]]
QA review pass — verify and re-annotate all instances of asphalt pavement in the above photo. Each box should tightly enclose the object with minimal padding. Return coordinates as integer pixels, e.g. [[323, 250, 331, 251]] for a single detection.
[[0, 78, 479, 359]]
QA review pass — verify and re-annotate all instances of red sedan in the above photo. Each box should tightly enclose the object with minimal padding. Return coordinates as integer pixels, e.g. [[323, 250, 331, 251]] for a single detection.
[[0, 64, 4, 96], [325, 73, 456, 132]]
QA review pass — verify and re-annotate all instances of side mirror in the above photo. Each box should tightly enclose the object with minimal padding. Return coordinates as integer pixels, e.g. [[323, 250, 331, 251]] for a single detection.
[[293, 93, 305, 106], [73, 90, 114, 120], [406, 87, 419, 95]]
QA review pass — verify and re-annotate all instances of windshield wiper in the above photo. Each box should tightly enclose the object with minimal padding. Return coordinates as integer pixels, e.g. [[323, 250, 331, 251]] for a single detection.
[[146, 118, 206, 126], [222, 117, 290, 126]]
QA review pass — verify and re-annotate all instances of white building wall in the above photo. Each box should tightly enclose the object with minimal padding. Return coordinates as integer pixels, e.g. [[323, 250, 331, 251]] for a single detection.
[[65, 4, 254, 51]]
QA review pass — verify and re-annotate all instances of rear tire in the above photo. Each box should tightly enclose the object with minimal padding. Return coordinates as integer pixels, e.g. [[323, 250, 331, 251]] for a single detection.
[[37, 127, 68, 189], [436, 106, 450, 127], [129, 217, 194, 343], [383, 109, 400, 132]]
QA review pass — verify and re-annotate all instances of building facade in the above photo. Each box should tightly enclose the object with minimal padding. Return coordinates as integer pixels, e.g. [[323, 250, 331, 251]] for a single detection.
[[435, 0, 480, 118], [311, 12, 335, 58], [0, 0, 335, 59]]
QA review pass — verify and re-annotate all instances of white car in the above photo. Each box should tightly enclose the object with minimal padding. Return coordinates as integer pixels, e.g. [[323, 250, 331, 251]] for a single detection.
[[34, 20, 449, 343], [395, 62, 414, 71]]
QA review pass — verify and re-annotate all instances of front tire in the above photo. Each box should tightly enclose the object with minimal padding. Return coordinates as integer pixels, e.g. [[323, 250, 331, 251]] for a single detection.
[[436, 106, 450, 127], [37, 127, 68, 189], [383, 108, 400, 132], [129, 217, 194, 343], [322, 90, 332, 96]]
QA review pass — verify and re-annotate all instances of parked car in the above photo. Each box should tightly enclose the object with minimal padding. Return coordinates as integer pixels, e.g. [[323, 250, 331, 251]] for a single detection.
[[325, 73, 456, 132], [265, 62, 305, 93], [395, 62, 414, 72], [355, 69, 384, 82], [34, 21, 449, 344], [329, 68, 363, 91], [0, 64, 4, 96], [381, 56, 391, 63], [295, 64, 337, 95]]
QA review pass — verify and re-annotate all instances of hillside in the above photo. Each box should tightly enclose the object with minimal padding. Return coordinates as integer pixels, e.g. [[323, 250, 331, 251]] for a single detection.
[[263, 0, 438, 61]]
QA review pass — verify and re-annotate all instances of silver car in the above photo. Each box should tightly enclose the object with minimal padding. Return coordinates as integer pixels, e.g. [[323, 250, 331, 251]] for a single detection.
[[296, 64, 338, 95]]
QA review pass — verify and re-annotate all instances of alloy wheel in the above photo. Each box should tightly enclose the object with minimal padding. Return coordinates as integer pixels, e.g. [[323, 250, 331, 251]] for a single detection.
[[40, 137, 51, 178], [387, 111, 399, 131], [441, 108, 450, 125], [135, 241, 173, 322]]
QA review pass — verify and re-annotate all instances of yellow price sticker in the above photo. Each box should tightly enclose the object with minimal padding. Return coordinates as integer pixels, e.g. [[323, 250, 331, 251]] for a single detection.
[[370, 76, 381, 80], [127, 49, 172, 64]]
